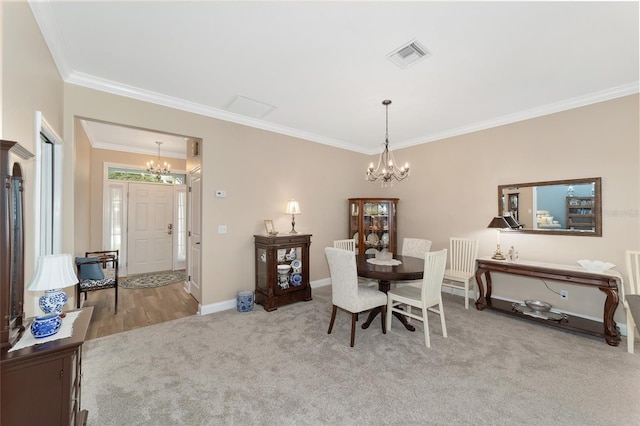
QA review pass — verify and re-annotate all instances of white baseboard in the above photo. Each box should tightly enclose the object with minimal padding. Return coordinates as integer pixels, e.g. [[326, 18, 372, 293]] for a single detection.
[[198, 278, 331, 316]]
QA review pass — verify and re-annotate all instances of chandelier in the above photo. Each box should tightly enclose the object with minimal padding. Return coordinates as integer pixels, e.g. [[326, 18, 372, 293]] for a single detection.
[[366, 100, 409, 184], [146, 141, 171, 178]]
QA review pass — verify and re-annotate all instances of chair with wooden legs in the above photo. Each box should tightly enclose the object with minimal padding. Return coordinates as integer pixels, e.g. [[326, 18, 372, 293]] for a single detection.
[[325, 247, 387, 347], [442, 238, 479, 309], [386, 249, 448, 348], [623, 250, 640, 353]]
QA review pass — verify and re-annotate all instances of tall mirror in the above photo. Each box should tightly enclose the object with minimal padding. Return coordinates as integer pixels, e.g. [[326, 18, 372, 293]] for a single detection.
[[498, 177, 602, 237]]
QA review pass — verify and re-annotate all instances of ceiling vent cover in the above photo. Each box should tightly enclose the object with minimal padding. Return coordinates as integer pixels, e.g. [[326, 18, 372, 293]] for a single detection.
[[387, 39, 431, 69]]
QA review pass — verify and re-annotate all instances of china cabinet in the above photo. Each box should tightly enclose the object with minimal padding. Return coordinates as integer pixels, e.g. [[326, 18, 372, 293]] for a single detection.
[[254, 234, 312, 311], [348, 198, 398, 255], [566, 196, 596, 230]]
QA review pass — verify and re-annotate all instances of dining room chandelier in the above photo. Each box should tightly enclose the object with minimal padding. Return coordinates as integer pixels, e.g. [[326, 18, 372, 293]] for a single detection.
[[146, 141, 171, 178], [366, 100, 410, 184]]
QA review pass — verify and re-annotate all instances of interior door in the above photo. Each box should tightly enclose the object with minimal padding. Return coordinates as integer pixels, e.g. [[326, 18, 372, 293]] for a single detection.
[[127, 182, 174, 274], [188, 167, 202, 303]]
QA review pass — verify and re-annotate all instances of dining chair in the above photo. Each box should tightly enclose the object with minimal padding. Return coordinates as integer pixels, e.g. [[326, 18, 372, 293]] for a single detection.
[[395, 238, 432, 289], [333, 239, 356, 252], [623, 250, 640, 353], [442, 238, 480, 309], [386, 249, 448, 348], [325, 247, 387, 347], [334, 239, 377, 287]]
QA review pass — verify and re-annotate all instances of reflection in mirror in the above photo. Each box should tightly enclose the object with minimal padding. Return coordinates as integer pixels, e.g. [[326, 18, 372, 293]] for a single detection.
[[498, 177, 601, 237]]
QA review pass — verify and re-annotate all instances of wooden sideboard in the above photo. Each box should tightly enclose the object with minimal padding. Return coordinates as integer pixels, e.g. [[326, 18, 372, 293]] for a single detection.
[[1, 307, 93, 425], [475, 258, 621, 346]]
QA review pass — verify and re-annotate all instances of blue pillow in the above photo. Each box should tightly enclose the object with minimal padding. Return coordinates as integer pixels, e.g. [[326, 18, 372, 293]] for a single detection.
[[76, 257, 105, 280]]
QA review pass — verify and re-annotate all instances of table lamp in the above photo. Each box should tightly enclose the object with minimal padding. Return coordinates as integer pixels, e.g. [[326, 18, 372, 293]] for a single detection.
[[286, 200, 301, 234], [28, 254, 78, 316], [487, 216, 511, 260]]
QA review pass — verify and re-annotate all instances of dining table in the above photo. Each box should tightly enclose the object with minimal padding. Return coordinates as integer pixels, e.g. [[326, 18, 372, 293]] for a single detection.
[[355, 253, 425, 332]]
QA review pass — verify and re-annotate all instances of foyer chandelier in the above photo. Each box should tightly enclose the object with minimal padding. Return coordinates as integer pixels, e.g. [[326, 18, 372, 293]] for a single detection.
[[366, 100, 410, 184], [146, 141, 171, 178]]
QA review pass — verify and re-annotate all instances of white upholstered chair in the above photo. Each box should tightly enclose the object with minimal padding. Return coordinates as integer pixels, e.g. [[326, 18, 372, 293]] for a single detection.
[[442, 238, 479, 309], [325, 247, 387, 347], [334, 239, 377, 287], [623, 250, 640, 353], [386, 249, 448, 348], [395, 238, 432, 289]]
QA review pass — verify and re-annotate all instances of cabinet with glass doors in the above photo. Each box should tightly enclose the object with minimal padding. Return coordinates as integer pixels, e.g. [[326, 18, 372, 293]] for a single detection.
[[348, 198, 398, 255]]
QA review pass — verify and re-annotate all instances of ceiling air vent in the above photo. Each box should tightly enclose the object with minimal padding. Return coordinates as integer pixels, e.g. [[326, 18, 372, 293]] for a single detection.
[[387, 39, 431, 69]]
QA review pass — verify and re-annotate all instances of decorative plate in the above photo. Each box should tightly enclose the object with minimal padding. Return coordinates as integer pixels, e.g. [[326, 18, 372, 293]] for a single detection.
[[381, 233, 389, 243], [290, 273, 303, 286], [291, 259, 302, 269], [366, 233, 379, 245]]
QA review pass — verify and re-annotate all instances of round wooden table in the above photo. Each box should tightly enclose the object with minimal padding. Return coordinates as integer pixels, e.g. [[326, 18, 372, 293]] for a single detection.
[[356, 254, 425, 332]]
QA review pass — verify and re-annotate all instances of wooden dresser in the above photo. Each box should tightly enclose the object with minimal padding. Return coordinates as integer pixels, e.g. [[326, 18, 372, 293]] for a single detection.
[[1, 307, 93, 426]]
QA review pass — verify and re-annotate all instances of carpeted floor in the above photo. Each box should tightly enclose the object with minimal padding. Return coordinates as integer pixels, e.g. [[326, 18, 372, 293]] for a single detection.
[[82, 285, 640, 425], [118, 270, 186, 289]]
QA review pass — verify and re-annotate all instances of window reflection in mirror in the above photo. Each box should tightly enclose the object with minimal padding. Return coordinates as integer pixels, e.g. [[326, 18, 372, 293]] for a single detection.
[[498, 177, 601, 237]]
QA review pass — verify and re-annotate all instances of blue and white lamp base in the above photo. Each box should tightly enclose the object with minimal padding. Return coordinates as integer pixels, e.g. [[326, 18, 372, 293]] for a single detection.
[[39, 288, 68, 315]]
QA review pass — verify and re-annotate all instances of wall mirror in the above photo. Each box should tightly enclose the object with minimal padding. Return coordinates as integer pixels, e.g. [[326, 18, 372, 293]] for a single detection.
[[498, 177, 602, 237]]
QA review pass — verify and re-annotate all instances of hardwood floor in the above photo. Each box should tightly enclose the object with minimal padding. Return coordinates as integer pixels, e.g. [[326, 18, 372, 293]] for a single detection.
[[81, 282, 199, 340]]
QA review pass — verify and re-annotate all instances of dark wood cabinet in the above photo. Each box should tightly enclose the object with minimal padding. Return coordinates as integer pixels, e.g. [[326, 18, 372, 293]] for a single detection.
[[254, 234, 312, 311], [1, 307, 93, 426], [348, 198, 398, 255]]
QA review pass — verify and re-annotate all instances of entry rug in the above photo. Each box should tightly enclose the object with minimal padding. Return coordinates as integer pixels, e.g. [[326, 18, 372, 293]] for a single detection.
[[118, 270, 186, 289]]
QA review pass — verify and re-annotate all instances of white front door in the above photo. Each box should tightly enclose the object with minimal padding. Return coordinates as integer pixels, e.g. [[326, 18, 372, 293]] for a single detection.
[[188, 167, 202, 303], [127, 183, 174, 274]]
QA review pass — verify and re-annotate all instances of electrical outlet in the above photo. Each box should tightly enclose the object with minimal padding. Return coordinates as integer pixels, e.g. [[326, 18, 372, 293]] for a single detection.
[[560, 290, 568, 300]]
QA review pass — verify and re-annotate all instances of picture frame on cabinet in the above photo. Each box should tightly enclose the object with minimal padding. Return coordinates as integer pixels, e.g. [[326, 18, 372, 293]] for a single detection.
[[264, 220, 277, 236]]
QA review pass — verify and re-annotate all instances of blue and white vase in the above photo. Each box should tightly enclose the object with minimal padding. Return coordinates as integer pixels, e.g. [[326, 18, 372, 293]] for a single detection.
[[39, 289, 68, 315], [31, 313, 62, 338], [236, 291, 254, 313]]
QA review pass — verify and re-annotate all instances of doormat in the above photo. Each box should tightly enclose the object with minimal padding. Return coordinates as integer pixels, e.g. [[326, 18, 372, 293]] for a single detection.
[[118, 270, 187, 289]]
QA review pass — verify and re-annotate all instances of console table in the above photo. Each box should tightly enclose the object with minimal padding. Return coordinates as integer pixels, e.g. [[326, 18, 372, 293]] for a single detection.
[[475, 257, 621, 346]]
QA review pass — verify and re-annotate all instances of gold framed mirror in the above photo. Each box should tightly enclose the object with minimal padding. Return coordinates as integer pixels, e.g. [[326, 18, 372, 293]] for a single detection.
[[498, 177, 601, 237]]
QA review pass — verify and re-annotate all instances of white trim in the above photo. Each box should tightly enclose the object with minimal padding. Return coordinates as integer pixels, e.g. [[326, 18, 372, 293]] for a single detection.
[[34, 111, 63, 257], [198, 278, 331, 316]]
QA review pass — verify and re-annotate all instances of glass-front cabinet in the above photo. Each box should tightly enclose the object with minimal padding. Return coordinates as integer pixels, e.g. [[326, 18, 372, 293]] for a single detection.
[[348, 198, 398, 255], [254, 234, 312, 311]]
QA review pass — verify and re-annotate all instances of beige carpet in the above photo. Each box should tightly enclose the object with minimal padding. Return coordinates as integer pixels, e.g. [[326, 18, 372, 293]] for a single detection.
[[82, 285, 640, 425]]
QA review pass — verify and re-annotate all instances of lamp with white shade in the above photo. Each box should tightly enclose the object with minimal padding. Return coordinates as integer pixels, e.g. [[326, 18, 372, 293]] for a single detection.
[[286, 200, 301, 234], [28, 254, 78, 316]]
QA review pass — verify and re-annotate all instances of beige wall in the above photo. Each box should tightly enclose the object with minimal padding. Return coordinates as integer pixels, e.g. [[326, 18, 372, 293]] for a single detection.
[[74, 119, 92, 255], [1, 2, 65, 316], [389, 95, 639, 322]]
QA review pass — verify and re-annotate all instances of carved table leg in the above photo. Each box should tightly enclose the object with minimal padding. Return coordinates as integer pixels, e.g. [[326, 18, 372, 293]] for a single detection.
[[361, 279, 415, 332], [600, 285, 621, 346], [475, 268, 491, 310]]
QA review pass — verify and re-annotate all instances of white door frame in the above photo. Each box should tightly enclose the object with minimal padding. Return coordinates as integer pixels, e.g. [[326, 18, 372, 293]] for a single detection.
[[187, 166, 202, 303]]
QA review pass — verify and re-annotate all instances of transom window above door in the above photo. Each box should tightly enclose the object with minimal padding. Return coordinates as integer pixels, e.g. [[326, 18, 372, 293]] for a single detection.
[[107, 166, 186, 184]]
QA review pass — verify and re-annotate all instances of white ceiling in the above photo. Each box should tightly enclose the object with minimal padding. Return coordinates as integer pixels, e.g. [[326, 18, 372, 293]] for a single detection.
[[30, 1, 639, 157]]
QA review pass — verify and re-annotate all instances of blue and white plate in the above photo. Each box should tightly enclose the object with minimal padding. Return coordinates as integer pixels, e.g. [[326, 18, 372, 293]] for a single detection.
[[290, 273, 303, 286], [291, 259, 302, 269]]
